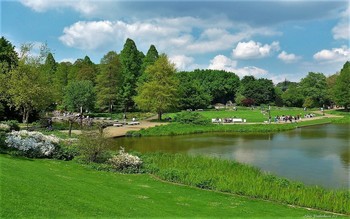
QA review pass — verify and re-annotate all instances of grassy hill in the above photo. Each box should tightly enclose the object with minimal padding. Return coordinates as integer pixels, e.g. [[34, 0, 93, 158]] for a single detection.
[[0, 154, 340, 218]]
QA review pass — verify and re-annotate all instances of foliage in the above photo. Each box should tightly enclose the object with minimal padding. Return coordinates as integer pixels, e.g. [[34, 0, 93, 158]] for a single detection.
[[119, 38, 143, 112], [0, 36, 18, 75], [281, 84, 304, 107], [73, 56, 97, 83], [3, 120, 20, 131], [174, 111, 210, 125], [140, 44, 159, 79], [134, 54, 179, 120], [333, 61, 350, 110], [142, 153, 350, 214], [76, 132, 112, 163], [240, 76, 275, 105], [95, 51, 122, 112], [5, 44, 55, 123], [52, 142, 78, 161], [177, 70, 240, 104], [108, 147, 143, 172], [177, 76, 211, 110], [64, 80, 95, 113], [299, 72, 328, 107], [4, 130, 59, 158]]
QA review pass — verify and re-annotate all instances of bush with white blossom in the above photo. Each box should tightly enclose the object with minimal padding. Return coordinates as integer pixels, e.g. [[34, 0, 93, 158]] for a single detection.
[[0, 123, 10, 132], [5, 130, 60, 158], [108, 147, 143, 172]]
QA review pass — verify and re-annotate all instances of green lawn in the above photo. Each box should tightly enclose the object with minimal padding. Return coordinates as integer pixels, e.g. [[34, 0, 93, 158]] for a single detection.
[[166, 107, 318, 123], [0, 155, 341, 218]]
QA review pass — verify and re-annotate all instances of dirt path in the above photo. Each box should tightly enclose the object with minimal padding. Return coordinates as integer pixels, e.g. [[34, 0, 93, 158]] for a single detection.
[[103, 120, 166, 138]]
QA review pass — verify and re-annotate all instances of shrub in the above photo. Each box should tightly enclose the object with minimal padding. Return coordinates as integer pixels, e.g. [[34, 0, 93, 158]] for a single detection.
[[108, 147, 142, 173], [76, 133, 112, 163], [3, 120, 20, 131], [174, 112, 209, 125], [0, 123, 10, 132], [52, 143, 79, 161], [4, 130, 59, 158]]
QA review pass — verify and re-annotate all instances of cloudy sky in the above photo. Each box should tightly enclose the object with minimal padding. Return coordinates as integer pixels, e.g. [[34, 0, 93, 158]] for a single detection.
[[2, 0, 349, 83]]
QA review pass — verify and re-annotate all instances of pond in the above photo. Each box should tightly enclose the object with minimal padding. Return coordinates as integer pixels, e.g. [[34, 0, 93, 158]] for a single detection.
[[112, 124, 350, 189]]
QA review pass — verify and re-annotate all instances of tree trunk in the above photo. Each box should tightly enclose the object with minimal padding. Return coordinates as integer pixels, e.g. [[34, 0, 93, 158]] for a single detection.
[[68, 119, 73, 137], [158, 111, 162, 121], [22, 107, 26, 124]]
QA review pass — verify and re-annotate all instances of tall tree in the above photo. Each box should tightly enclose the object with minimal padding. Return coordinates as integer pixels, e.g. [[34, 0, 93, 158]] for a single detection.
[[134, 54, 179, 120], [240, 77, 275, 105], [64, 80, 95, 113], [119, 38, 142, 112], [0, 36, 18, 75], [299, 72, 328, 107], [141, 45, 159, 73], [6, 44, 54, 123], [178, 69, 240, 104], [333, 61, 350, 110], [138, 45, 159, 85], [177, 79, 211, 110], [281, 84, 304, 107], [95, 51, 122, 112], [73, 56, 97, 84], [53, 61, 72, 106]]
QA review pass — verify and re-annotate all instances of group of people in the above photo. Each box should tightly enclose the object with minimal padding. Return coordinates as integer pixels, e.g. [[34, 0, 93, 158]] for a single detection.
[[274, 115, 302, 123]]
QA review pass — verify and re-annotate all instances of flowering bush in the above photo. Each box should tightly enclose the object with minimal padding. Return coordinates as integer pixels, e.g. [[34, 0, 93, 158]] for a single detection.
[[108, 147, 143, 172], [0, 123, 10, 132], [5, 130, 60, 158]]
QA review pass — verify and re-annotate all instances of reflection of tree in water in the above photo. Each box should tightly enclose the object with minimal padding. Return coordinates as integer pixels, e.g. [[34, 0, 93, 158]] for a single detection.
[[340, 149, 350, 169]]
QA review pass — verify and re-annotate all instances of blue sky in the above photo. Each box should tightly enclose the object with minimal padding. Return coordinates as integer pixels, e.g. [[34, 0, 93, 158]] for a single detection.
[[1, 0, 349, 83]]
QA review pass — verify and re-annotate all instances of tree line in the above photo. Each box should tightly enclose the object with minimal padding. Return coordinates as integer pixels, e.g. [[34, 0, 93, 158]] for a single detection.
[[0, 36, 349, 122]]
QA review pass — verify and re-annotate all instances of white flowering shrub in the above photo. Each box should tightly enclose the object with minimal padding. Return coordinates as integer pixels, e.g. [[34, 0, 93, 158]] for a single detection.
[[0, 123, 10, 132], [108, 147, 143, 172], [5, 130, 60, 158]]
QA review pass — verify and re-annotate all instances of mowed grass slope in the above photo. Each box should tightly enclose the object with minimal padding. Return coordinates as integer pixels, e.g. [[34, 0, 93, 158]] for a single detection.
[[0, 155, 338, 218], [166, 108, 317, 123]]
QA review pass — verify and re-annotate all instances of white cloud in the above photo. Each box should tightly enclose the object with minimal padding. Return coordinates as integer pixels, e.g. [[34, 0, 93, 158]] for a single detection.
[[208, 55, 268, 78], [169, 55, 195, 71], [208, 55, 238, 72], [313, 46, 350, 63], [20, 0, 96, 14], [59, 17, 280, 56], [278, 51, 301, 63], [232, 40, 280, 59], [332, 6, 349, 40], [59, 21, 116, 51]]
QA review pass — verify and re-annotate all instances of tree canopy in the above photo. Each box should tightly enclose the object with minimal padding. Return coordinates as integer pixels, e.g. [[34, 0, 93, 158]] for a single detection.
[[333, 61, 350, 110], [95, 51, 122, 112], [134, 54, 179, 120]]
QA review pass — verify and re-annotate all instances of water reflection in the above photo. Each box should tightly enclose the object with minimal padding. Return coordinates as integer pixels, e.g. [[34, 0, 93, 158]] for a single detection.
[[113, 124, 350, 189]]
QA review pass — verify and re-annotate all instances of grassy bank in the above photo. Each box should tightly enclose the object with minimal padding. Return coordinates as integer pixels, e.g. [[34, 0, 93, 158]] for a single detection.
[[165, 107, 317, 123], [128, 118, 336, 137], [0, 154, 335, 218], [142, 153, 350, 215]]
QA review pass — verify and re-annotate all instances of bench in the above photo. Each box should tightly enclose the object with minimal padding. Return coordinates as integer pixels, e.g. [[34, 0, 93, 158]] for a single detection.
[[128, 121, 140, 125], [211, 118, 222, 123], [232, 118, 243, 123]]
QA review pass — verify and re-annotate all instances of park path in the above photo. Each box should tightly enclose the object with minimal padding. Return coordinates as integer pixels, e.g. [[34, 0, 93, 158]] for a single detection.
[[104, 119, 166, 138]]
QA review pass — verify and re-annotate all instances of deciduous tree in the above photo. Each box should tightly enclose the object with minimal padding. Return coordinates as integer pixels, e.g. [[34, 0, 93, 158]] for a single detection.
[[64, 80, 95, 114], [134, 54, 178, 120], [333, 61, 350, 110], [95, 51, 121, 112]]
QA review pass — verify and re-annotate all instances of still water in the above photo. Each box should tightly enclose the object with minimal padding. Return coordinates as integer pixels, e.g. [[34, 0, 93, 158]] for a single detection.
[[113, 124, 350, 189]]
